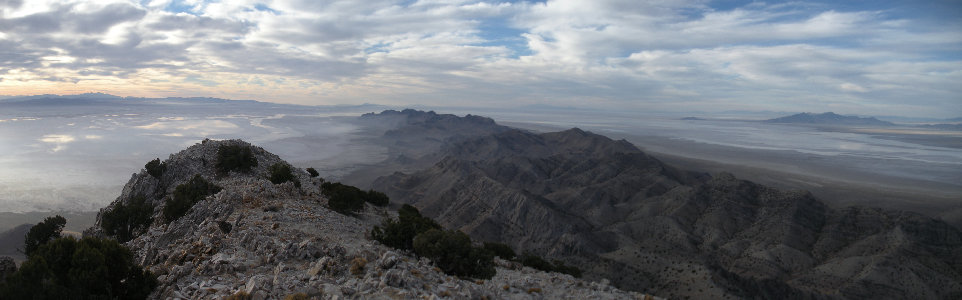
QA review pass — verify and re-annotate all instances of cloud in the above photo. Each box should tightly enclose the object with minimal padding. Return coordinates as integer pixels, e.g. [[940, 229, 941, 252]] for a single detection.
[[0, 0, 959, 117]]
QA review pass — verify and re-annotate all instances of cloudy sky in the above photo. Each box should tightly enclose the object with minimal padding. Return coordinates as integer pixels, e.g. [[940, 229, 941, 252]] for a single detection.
[[1, 0, 960, 117]]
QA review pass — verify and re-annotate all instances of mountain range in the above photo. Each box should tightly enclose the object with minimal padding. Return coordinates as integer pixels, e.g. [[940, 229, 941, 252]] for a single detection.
[[764, 112, 895, 126], [368, 110, 962, 299]]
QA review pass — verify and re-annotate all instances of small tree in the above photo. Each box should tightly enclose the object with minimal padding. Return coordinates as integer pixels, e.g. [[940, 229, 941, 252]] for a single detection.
[[144, 158, 166, 179], [101, 195, 155, 243], [216, 144, 257, 173], [413, 229, 495, 279], [163, 175, 221, 223], [371, 204, 440, 250], [483, 242, 517, 260], [305, 168, 319, 178], [321, 182, 389, 213], [0, 236, 157, 299], [23, 215, 66, 256], [268, 163, 299, 187]]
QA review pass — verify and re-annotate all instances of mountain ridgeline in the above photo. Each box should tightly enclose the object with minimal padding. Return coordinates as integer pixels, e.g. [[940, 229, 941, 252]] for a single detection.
[[764, 112, 894, 126], [58, 138, 647, 299], [368, 110, 962, 299]]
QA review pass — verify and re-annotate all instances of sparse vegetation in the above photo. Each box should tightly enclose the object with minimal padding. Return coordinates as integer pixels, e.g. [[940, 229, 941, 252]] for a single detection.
[[216, 144, 258, 173], [101, 195, 155, 243], [305, 167, 319, 178], [483, 242, 516, 260], [412, 229, 496, 279], [0, 235, 157, 299], [225, 291, 252, 300], [322, 181, 390, 214], [350, 257, 368, 276], [163, 175, 222, 223], [519, 252, 582, 278], [268, 163, 300, 187], [373, 205, 494, 279], [372, 204, 441, 250], [23, 215, 65, 256], [145, 158, 166, 179], [283, 293, 308, 300]]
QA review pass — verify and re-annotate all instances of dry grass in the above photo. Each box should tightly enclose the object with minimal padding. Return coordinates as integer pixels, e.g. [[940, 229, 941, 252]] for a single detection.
[[350, 257, 368, 276], [224, 291, 252, 300]]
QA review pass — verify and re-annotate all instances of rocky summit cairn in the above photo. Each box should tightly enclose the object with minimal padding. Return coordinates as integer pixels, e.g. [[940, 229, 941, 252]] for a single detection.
[[86, 139, 655, 299]]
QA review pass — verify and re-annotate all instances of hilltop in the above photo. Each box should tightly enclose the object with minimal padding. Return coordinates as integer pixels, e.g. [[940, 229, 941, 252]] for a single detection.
[[75, 139, 651, 299]]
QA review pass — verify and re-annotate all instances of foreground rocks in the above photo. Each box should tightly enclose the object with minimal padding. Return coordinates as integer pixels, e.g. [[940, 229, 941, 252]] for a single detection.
[[90, 139, 656, 299]]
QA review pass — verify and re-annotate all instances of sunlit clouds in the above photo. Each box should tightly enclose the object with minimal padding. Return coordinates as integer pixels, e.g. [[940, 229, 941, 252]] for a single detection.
[[1, 0, 959, 116]]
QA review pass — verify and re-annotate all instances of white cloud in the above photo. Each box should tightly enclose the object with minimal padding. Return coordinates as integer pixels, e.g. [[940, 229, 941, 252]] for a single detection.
[[0, 0, 958, 117]]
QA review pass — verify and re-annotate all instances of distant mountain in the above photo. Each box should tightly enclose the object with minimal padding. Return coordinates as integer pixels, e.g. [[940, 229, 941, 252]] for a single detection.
[[372, 122, 962, 299], [0, 223, 31, 258], [918, 123, 962, 131], [765, 112, 894, 126]]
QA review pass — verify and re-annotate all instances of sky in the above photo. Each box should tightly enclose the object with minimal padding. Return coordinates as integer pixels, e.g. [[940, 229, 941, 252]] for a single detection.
[[0, 0, 960, 117]]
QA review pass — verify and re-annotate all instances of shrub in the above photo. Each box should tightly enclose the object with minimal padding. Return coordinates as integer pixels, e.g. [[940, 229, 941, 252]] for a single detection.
[[305, 167, 319, 178], [350, 257, 367, 276], [322, 182, 391, 214], [0, 236, 157, 299], [101, 195, 154, 243], [371, 204, 440, 250], [23, 215, 66, 256], [284, 293, 308, 300], [225, 291, 252, 300], [163, 175, 221, 223], [268, 163, 300, 187], [412, 229, 495, 279], [365, 189, 389, 206], [216, 144, 257, 173], [551, 259, 583, 278], [145, 158, 166, 179], [520, 252, 554, 272], [519, 252, 582, 278], [483, 242, 516, 260]]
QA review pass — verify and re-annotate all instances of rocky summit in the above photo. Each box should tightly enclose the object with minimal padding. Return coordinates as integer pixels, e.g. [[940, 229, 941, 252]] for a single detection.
[[86, 139, 653, 299]]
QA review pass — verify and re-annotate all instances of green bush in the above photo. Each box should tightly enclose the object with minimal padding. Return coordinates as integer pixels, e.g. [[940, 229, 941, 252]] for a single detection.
[[519, 251, 582, 278], [268, 163, 300, 187], [305, 167, 319, 178], [322, 182, 390, 214], [163, 175, 221, 223], [551, 259, 583, 278], [216, 144, 258, 173], [23, 215, 65, 256], [145, 158, 166, 179], [365, 189, 389, 206], [412, 229, 495, 279], [483, 242, 517, 260], [101, 195, 155, 243], [371, 204, 440, 250], [0, 236, 157, 299]]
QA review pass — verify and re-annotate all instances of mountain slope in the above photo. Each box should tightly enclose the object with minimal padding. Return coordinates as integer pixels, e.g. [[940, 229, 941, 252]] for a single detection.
[[85, 139, 650, 299], [372, 127, 962, 299]]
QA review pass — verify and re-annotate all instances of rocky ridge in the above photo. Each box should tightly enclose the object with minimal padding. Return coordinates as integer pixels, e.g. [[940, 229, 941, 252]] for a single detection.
[[373, 127, 962, 299], [89, 139, 653, 299]]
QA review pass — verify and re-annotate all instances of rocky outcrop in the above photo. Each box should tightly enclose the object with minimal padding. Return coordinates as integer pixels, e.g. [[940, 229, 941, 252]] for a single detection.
[[373, 127, 962, 299], [89, 139, 653, 299]]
